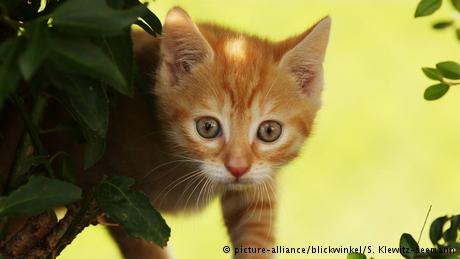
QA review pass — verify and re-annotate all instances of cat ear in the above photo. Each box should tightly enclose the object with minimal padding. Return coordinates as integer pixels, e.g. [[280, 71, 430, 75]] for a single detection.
[[161, 7, 214, 84], [278, 17, 331, 99]]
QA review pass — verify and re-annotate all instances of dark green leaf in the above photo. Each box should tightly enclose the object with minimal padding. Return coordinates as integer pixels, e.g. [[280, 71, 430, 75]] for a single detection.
[[347, 253, 367, 259], [49, 74, 109, 138], [139, 9, 162, 36], [99, 33, 135, 96], [83, 133, 106, 170], [452, 0, 460, 11], [16, 155, 48, 177], [19, 21, 50, 80], [424, 83, 450, 100], [52, 0, 147, 36], [443, 226, 458, 242], [452, 215, 460, 230], [0, 176, 81, 217], [415, 0, 443, 17], [48, 33, 129, 95], [431, 216, 448, 244], [61, 156, 77, 183], [432, 20, 454, 29], [95, 176, 170, 246], [400, 233, 419, 258], [422, 67, 444, 81], [456, 29, 460, 40], [437, 61, 460, 79], [444, 218, 459, 242], [0, 38, 21, 109]]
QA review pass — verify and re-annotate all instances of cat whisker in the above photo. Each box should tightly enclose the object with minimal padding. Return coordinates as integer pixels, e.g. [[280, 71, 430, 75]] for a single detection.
[[155, 169, 202, 208]]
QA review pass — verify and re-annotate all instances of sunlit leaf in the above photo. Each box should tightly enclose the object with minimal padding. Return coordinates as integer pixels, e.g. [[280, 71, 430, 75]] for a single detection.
[[437, 61, 460, 79], [424, 83, 449, 100], [415, 0, 443, 17], [422, 67, 443, 81]]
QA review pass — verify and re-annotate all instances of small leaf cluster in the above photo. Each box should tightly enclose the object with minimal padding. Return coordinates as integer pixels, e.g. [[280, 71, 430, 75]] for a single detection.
[[0, 0, 169, 252], [415, 0, 460, 100], [399, 215, 460, 259], [422, 62, 460, 100]]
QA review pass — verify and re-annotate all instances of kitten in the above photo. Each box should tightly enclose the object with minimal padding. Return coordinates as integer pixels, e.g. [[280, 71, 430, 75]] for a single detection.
[[104, 6, 330, 259]]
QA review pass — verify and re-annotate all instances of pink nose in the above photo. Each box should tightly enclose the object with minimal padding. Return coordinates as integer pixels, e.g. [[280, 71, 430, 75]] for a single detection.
[[225, 165, 250, 178]]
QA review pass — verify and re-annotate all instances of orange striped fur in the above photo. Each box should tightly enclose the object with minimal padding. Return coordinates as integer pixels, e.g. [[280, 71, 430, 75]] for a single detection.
[[110, 6, 330, 259]]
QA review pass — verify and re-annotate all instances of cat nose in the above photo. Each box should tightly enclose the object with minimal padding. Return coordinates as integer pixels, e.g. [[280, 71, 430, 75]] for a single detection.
[[225, 148, 251, 178], [225, 165, 250, 178]]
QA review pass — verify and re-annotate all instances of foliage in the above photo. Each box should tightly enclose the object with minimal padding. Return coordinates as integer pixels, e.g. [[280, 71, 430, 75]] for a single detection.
[[415, 0, 460, 100], [95, 176, 170, 246], [0, 0, 168, 256]]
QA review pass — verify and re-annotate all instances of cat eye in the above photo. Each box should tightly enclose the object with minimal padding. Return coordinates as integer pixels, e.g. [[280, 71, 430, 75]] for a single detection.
[[257, 121, 282, 143], [196, 117, 221, 139]]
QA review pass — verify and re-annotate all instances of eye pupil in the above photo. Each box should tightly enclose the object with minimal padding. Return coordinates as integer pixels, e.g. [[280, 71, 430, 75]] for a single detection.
[[196, 117, 221, 139], [205, 121, 212, 131], [266, 126, 273, 135], [257, 121, 282, 143]]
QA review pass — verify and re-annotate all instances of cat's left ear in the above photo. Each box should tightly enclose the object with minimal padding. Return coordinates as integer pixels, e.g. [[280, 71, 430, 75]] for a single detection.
[[278, 17, 331, 102], [161, 7, 214, 86]]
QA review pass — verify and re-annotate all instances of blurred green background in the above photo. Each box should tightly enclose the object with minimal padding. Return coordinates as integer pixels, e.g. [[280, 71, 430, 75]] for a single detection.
[[59, 0, 460, 258]]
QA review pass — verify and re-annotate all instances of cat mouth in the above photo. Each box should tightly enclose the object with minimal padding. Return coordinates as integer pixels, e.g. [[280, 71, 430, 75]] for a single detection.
[[226, 181, 254, 190]]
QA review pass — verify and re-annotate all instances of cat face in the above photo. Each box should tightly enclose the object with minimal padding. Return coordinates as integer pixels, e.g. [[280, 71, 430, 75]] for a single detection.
[[155, 7, 330, 189]]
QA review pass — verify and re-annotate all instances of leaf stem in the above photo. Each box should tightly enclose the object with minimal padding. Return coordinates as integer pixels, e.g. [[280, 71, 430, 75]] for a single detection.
[[11, 94, 55, 180]]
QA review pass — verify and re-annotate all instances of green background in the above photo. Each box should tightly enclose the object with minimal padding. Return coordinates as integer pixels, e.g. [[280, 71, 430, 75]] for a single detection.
[[59, 0, 460, 258]]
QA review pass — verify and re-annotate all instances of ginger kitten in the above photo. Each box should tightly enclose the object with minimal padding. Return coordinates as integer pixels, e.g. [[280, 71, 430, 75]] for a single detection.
[[106, 6, 330, 259]]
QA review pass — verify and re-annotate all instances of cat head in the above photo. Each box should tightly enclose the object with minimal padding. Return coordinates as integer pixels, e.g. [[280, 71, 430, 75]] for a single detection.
[[155, 7, 330, 189]]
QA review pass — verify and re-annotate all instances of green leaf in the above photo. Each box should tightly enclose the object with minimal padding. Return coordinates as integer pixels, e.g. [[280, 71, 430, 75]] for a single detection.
[[424, 83, 450, 100], [432, 20, 454, 29], [139, 9, 162, 36], [99, 32, 135, 96], [453, 215, 460, 230], [347, 253, 367, 259], [49, 74, 109, 138], [430, 216, 448, 244], [456, 29, 460, 40], [48, 33, 129, 95], [400, 233, 419, 258], [452, 0, 460, 11], [422, 67, 444, 81], [16, 155, 48, 177], [95, 176, 170, 246], [0, 37, 21, 109], [61, 155, 77, 184], [51, 0, 147, 36], [415, 0, 443, 17], [19, 21, 50, 80], [83, 133, 106, 170], [437, 61, 460, 79], [0, 176, 81, 217], [443, 218, 459, 242]]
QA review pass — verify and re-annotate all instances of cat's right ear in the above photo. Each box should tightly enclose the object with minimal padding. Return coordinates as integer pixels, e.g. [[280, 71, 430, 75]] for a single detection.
[[161, 7, 214, 85]]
